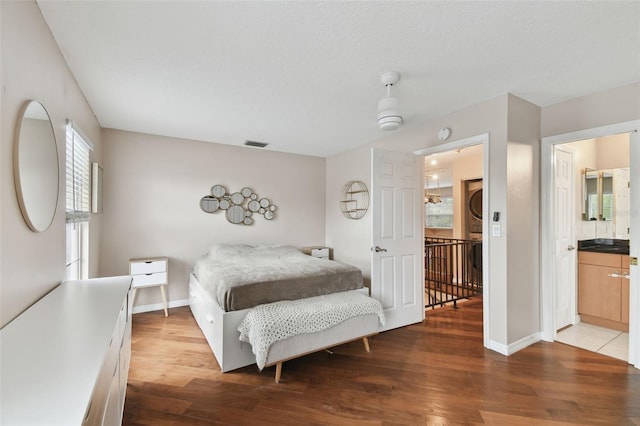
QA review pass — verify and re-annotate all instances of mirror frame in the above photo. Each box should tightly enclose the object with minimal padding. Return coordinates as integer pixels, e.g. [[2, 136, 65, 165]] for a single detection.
[[13, 100, 60, 232]]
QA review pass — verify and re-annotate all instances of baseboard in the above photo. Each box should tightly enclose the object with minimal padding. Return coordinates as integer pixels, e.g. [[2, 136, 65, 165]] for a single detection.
[[487, 332, 542, 356], [132, 298, 190, 315]]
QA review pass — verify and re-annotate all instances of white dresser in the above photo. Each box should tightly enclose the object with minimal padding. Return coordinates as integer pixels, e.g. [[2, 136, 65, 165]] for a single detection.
[[129, 256, 169, 316], [0, 276, 132, 425]]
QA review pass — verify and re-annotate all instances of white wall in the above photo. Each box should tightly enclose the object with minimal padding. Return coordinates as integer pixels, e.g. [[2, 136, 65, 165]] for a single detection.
[[541, 82, 640, 137], [0, 1, 102, 327], [505, 95, 541, 343], [325, 144, 373, 287], [100, 129, 327, 308], [595, 133, 631, 170]]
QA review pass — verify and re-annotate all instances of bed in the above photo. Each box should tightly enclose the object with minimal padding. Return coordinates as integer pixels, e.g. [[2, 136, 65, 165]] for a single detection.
[[188, 244, 384, 377]]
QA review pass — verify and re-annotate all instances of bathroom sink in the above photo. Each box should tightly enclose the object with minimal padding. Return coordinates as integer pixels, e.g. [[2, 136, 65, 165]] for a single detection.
[[578, 239, 629, 255], [578, 246, 629, 255]]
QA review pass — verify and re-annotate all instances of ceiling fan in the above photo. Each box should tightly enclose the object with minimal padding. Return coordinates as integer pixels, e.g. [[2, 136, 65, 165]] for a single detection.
[[377, 71, 403, 131], [425, 174, 442, 204]]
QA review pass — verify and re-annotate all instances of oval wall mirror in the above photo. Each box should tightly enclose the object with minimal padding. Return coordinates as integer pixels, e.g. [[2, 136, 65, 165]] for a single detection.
[[13, 100, 59, 232]]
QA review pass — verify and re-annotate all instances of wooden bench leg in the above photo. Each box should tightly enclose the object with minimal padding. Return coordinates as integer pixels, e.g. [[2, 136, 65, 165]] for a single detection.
[[275, 362, 283, 383], [363, 336, 371, 352]]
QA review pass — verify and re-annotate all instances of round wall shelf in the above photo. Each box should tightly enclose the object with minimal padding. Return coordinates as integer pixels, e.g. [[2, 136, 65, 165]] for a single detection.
[[340, 180, 369, 220]]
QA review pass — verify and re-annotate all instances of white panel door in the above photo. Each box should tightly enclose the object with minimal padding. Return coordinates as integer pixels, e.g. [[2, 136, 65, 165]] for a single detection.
[[371, 148, 424, 331], [554, 146, 576, 330]]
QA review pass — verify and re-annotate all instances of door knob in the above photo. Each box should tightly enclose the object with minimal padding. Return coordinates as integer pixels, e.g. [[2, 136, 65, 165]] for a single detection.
[[567, 245, 576, 251], [373, 246, 387, 253]]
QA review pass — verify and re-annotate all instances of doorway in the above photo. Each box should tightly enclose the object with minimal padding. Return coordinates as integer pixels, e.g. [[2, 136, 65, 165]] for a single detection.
[[552, 135, 630, 361], [541, 120, 639, 369], [416, 133, 490, 346], [423, 146, 484, 309]]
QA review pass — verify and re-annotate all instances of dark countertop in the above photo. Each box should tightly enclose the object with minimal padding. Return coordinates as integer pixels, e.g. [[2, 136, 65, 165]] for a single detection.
[[578, 238, 629, 255]]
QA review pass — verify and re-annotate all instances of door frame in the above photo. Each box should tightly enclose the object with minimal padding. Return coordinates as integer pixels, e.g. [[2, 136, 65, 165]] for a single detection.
[[415, 133, 491, 347], [540, 120, 639, 367]]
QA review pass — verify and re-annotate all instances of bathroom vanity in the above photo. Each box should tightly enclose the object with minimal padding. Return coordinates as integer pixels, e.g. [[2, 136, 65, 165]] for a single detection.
[[578, 239, 630, 331]]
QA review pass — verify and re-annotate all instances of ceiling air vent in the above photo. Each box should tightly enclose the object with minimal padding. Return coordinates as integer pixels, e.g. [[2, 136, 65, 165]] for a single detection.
[[244, 140, 269, 148]]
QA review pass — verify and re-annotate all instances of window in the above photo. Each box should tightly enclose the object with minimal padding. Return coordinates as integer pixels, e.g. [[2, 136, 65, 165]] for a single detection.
[[425, 197, 454, 228], [65, 122, 92, 280]]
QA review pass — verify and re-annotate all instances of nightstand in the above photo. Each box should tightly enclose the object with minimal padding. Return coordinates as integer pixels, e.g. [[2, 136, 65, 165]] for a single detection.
[[129, 256, 169, 316], [302, 246, 332, 260]]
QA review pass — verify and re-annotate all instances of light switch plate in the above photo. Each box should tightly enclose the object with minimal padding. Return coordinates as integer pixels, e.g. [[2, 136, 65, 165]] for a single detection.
[[492, 224, 501, 237]]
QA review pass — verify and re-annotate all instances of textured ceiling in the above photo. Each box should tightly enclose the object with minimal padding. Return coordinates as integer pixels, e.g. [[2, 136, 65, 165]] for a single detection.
[[37, 1, 639, 158]]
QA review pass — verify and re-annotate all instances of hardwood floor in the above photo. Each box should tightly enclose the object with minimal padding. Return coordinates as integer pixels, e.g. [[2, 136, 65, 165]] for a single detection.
[[123, 299, 640, 425]]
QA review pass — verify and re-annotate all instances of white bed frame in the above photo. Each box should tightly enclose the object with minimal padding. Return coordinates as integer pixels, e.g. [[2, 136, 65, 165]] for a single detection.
[[188, 272, 379, 379]]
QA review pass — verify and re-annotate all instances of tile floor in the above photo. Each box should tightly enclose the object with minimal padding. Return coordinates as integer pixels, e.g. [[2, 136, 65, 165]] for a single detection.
[[556, 322, 629, 362]]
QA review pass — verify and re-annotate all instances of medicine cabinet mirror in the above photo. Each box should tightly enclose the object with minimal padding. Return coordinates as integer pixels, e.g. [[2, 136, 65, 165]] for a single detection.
[[582, 167, 629, 225]]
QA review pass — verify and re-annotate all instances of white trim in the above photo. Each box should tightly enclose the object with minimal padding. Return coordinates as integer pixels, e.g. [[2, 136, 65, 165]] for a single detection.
[[415, 133, 492, 349], [542, 121, 638, 145], [629, 131, 639, 368], [132, 298, 189, 315], [414, 133, 489, 156], [540, 120, 639, 369], [487, 332, 542, 356]]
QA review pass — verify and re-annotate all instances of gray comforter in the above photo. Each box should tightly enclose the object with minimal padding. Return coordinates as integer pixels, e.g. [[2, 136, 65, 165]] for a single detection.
[[193, 244, 364, 312]]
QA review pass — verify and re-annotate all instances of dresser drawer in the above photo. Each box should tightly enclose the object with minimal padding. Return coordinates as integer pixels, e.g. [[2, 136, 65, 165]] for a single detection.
[[132, 272, 167, 287], [130, 259, 167, 274], [302, 246, 331, 260]]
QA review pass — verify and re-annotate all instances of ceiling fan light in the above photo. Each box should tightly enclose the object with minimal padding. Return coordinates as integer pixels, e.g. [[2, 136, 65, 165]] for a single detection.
[[377, 96, 402, 130], [378, 114, 403, 130]]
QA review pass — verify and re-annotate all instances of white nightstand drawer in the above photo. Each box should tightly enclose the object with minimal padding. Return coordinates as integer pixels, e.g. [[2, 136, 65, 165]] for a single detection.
[[311, 248, 329, 258], [130, 259, 167, 275], [132, 272, 167, 287]]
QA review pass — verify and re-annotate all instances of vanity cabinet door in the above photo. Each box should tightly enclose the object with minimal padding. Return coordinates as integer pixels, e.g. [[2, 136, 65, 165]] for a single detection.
[[578, 263, 622, 322]]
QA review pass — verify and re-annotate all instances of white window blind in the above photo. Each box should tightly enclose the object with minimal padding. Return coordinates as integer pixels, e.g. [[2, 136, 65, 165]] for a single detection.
[[66, 122, 93, 223]]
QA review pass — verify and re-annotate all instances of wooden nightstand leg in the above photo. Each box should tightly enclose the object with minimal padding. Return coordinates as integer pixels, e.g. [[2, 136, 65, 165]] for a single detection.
[[160, 285, 168, 317]]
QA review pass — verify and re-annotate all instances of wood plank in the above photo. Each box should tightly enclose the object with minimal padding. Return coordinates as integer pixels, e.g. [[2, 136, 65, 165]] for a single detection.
[[123, 300, 640, 425]]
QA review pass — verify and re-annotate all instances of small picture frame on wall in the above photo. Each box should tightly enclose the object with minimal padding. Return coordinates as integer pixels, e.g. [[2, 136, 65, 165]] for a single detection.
[[91, 162, 103, 213]]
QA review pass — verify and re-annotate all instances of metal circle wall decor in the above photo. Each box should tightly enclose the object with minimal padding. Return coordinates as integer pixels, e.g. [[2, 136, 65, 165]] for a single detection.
[[340, 180, 369, 220], [199, 184, 278, 225]]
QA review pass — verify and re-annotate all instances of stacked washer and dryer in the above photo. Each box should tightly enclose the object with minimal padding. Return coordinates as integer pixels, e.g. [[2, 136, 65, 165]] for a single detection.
[[464, 179, 483, 283]]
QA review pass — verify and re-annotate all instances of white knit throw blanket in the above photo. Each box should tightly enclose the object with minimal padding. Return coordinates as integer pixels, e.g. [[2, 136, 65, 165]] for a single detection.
[[238, 291, 385, 370]]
